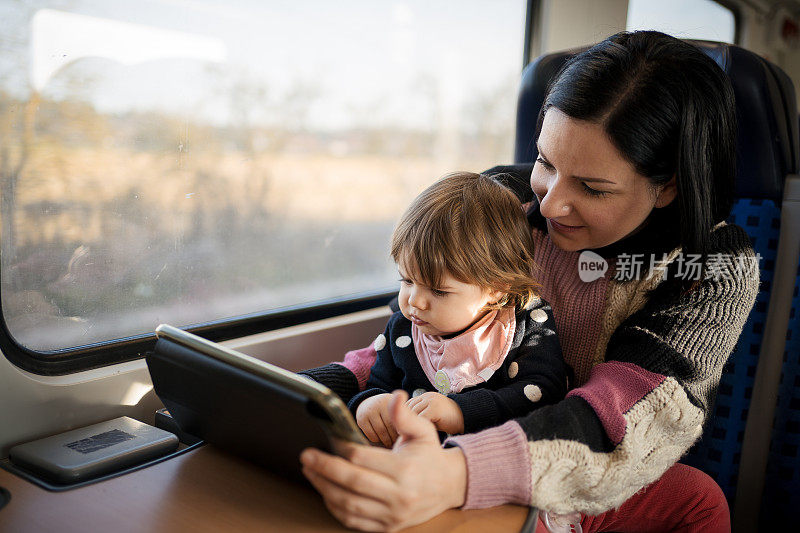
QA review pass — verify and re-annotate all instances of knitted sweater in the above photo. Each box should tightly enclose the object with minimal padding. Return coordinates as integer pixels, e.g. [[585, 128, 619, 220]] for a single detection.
[[343, 303, 568, 435], [301, 166, 759, 514]]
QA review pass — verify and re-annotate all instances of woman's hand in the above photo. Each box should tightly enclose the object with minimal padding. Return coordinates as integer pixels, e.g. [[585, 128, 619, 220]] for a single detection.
[[405, 392, 465, 434], [300, 390, 467, 532], [356, 393, 397, 447]]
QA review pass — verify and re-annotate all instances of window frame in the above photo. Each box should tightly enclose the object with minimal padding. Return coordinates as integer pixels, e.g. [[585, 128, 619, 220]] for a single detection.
[[712, 0, 742, 45], [0, 289, 397, 376]]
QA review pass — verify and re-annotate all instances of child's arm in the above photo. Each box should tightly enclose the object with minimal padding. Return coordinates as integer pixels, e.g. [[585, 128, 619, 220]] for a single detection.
[[297, 362, 364, 404], [298, 319, 398, 405], [447, 302, 569, 434], [345, 312, 410, 446], [347, 312, 407, 414], [297, 300, 403, 400]]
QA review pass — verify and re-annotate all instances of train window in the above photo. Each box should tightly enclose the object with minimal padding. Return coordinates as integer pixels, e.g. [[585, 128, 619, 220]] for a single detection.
[[0, 1, 525, 355], [626, 0, 736, 44]]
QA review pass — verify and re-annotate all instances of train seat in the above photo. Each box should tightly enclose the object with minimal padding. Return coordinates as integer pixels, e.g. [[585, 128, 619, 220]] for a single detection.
[[509, 39, 799, 531]]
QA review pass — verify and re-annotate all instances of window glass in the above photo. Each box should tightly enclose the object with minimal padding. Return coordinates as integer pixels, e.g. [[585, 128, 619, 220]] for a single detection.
[[0, 0, 526, 351], [627, 0, 735, 43]]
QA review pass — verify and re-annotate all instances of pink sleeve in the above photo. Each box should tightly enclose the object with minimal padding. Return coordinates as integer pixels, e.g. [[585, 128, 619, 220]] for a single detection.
[[566, 361, 666, 445], [445, 421, 532, 508], [335, 345, 377, 390]]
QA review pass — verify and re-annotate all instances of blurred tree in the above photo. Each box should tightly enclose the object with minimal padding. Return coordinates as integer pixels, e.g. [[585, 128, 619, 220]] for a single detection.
[[0, 1, 38, 268]]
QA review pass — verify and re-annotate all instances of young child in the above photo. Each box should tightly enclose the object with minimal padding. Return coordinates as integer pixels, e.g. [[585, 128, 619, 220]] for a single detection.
[[303, 172, 569, 446]]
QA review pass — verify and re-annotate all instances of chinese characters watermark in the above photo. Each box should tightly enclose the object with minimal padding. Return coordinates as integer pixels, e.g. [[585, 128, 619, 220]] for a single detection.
[[578, 251, 762, 282]]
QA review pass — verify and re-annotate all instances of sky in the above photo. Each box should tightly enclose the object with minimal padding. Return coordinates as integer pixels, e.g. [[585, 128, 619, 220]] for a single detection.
[[0, 0, 735, 130], [2, 0, 526, 130]]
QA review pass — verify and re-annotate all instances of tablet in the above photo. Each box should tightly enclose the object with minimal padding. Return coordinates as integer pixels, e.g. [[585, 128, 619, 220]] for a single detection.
[[147, 324, 367, 481]]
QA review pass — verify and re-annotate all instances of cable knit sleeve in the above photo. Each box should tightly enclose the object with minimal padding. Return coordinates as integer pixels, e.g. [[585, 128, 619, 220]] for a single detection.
[[447, 224, 759, 514]]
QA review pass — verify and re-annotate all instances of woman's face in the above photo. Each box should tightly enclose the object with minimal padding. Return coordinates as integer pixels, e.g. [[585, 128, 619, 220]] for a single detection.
[[530, 108, 676, 252]]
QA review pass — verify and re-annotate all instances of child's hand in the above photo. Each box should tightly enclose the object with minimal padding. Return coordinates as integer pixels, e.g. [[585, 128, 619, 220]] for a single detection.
[[406, 392, 465, 435], [355, 393, 398, 447]]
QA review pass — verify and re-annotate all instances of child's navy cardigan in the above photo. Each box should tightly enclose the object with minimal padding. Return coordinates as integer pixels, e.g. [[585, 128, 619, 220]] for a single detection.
[[342, 300, 570, 434]]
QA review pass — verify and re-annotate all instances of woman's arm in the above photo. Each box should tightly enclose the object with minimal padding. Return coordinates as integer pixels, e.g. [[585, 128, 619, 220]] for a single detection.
[[301, 391, 468, 532]]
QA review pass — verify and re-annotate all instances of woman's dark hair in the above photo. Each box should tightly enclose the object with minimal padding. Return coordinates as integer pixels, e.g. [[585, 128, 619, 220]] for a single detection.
[[537, 30, 737, 262]]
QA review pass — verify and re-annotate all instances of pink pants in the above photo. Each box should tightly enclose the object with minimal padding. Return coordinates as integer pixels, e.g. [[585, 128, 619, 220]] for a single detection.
[[537, 463, 730, 533]]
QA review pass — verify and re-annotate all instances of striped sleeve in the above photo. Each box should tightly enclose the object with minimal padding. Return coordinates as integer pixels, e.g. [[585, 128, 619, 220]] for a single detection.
[[447, 224, 759, 514]]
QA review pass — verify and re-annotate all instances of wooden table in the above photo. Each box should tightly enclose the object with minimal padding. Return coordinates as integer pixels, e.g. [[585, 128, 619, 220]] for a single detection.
[[0, 445, 530, 532]]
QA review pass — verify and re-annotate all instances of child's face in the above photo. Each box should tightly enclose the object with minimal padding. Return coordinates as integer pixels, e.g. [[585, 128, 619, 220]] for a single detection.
[[397, 264, 504, 337]]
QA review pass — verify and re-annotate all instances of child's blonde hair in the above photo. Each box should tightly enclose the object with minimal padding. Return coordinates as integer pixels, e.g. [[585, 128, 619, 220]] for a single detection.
[[390, 172, 540, 310]]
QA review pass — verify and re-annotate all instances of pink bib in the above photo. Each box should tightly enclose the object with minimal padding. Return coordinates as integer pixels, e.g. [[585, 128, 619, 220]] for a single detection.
[[412, 307, 516, 394]]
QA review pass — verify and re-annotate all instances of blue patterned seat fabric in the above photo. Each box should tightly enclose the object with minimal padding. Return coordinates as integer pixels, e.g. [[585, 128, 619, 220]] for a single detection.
[[680, 199, 780, 505], [759, 259, 800, 528]]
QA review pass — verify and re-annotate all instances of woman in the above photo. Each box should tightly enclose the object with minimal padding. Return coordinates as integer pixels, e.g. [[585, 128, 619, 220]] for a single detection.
[[299, 31, 758, 532]]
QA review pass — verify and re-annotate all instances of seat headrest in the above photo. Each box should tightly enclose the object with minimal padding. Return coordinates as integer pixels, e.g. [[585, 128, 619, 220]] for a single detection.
[[514, 41, 799, 201]]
